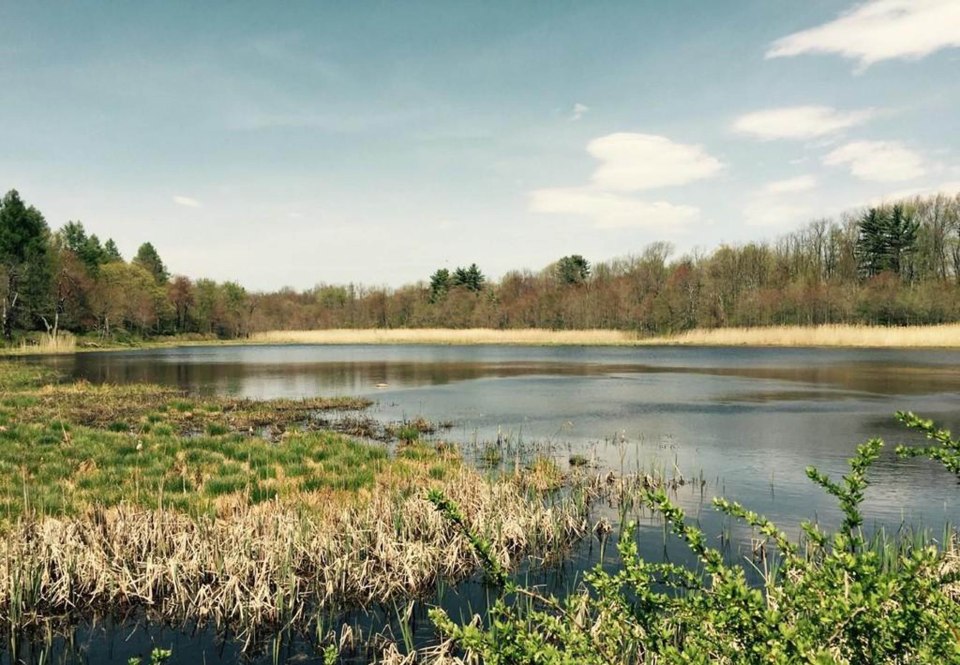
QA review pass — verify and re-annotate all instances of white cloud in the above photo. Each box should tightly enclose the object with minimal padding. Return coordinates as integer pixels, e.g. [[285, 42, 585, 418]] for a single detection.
[[587, 133, 723, 191], [764, 175, 818, 194], [529, 187, 699, 229], [767, 0, 960, 68], [823, 141, 926, 182], [570, 103, 590, 121], [733, 106, 874, 141], [173, 195, 201, 208]]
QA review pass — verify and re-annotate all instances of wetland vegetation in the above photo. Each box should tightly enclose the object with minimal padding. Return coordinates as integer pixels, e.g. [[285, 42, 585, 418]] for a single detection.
[[1, 356, 958, 663]]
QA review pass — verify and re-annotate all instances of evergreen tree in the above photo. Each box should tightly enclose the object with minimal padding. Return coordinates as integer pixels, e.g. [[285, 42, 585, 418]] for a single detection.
[[452, 263, 485, 292], [103, 238, 123, 262], [856, 207, 889, 278], [556, 254, 591, 285], [429, 268, 451, 303], [856, 205, 920, 279], [0, 190, 53, 338], [886, 204, 920, 279], [133, 242, 169, 283], [59, 221, 108, 273]]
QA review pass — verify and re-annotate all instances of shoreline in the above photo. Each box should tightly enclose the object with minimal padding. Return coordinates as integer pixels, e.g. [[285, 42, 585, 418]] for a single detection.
[[4, 323, 960, 356], [250, 324, 960, 349]]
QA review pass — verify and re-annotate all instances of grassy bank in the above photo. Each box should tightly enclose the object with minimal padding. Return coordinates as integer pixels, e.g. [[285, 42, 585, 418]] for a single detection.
[[0, 361, 591, 645]]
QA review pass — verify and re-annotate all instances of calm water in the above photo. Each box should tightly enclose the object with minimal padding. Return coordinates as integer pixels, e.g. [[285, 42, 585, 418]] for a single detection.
[[21, 343, 960, 663]]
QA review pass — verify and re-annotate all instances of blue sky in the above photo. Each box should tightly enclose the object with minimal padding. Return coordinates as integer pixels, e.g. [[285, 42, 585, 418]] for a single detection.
[[2, 1, 959, 290]]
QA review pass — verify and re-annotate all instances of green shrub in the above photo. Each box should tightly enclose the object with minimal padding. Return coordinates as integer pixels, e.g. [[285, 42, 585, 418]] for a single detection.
[[429, 424, 960, 664]]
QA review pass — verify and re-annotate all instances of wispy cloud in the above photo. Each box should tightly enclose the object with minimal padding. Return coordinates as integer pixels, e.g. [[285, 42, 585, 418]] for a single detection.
[[529, 132, 720, 229], [823, 141, 926, 182], [569, 103, 590, 121], [764, 175, 818, 194], [530, 187, 699, 229], [767, 0, 960, 69], [587, 133, 723, 191], [173, 195, 202, 208], [733, 106, 874, 141]]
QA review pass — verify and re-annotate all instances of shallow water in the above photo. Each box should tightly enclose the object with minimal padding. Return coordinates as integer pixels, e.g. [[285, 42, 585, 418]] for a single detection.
[[22, 343, 960, 663]]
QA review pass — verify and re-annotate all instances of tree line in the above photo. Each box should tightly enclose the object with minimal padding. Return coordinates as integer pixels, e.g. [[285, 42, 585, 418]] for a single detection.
[[2, 187, 960, 344], [0, 190, 249, 342]]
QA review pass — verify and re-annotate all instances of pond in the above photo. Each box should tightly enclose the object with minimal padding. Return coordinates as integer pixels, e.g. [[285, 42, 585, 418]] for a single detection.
[[21, 343, 960, 663]]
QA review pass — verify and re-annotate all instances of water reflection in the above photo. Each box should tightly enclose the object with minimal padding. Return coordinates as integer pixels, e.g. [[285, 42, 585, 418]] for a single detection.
[[18, 343, 960, 662]]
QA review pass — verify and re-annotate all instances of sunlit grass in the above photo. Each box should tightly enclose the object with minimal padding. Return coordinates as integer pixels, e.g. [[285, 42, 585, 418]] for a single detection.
[[639, 323, 960, 348], [0, 361, 438, 519]]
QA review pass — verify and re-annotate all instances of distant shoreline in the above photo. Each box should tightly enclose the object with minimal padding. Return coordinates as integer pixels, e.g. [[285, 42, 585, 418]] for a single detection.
[[5, 324, 960, 357], [248, 325, 960, 349]]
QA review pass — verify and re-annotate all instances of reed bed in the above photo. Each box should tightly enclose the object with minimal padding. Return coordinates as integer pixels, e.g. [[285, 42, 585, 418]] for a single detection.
[[0, 467, 589, 641], [639, 323, 960, 348], [249, 328, 639, 346], [0, 333, 77, 356]]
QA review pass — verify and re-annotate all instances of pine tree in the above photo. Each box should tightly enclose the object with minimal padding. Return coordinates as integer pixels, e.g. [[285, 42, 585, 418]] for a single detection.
[[855, 205, 920, 279], [103, 238, 123, 262], [0, 190, 53, 338], [429, 268, 451, 303], [556, 255, 591, 285], [133, 242, 169, 283]]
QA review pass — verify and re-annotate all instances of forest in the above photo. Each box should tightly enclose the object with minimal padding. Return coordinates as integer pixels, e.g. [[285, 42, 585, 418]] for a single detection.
[[2, 187, 959, 344]]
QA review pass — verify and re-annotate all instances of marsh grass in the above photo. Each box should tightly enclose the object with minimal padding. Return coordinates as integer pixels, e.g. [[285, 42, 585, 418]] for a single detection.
[[0, 333, 78, 356], [0, 361, 594, 648], [0, 466, 590, 641], [247, 324, 960, 349], [640, 322, 960, 348]]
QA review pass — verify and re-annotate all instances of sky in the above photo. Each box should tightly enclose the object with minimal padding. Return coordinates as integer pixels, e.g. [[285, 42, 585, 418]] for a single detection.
[[1, 1, 959, 291]]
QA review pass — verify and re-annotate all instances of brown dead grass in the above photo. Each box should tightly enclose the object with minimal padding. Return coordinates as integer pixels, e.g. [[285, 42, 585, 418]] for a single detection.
[[639, 323, 960, 348], [250, 324, 960, 349], [0, 467, 589, 637]]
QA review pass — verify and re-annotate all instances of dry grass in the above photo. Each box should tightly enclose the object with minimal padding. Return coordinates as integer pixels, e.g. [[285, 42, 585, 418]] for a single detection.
[[252, 324, 960, 348], [0, 467, 589, 640], [0, 332, 77, 356], [250, 328, 639, 346], [639, 323, 960, 348]]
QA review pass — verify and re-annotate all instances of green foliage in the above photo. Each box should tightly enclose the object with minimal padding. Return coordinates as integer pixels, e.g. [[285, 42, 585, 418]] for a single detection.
[[133, 242, 169, 284], [856, 204, 920, 279], [556, 255, 590, 286], [895, 411, 960, 479], [431, 429, 960, 663], [429, 268, 451, 303], [426, 489, 507, 586], [451, 263, 485, 293], [0, 189, 53, 338], [127, 647, 172, 665], [58, 221, 119, 274]]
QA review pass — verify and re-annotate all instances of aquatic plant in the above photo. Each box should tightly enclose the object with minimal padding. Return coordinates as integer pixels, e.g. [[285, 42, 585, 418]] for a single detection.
[[429, 428, 960, 663]]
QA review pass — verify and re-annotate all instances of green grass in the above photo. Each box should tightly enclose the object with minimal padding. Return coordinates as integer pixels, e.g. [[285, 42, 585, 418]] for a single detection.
[[0, 360, 453, 520]]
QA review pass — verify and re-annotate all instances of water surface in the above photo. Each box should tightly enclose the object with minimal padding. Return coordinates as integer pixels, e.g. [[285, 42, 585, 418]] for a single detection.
[[24, 343, 960, 663]]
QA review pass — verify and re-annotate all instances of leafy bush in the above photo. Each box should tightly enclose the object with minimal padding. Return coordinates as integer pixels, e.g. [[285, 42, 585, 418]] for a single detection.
[[429, 425, 960, 664]]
